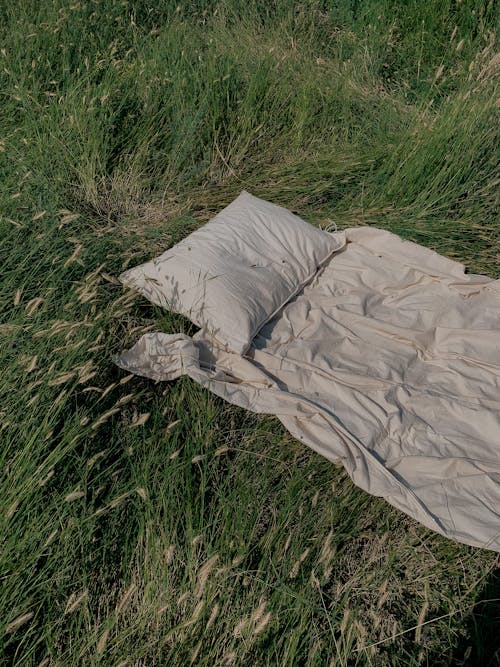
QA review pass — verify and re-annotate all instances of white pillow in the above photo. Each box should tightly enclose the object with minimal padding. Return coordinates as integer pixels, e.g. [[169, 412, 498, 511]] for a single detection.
[[119, 191, 345, 354]]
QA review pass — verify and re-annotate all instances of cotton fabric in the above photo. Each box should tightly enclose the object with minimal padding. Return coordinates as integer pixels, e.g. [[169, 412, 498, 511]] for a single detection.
[[117, 227, 500, 551], [119, 191, 345, 354]]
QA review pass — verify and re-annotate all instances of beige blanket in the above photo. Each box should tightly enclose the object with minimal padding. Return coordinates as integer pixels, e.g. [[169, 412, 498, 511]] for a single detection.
[[117, 228, 500, 551]]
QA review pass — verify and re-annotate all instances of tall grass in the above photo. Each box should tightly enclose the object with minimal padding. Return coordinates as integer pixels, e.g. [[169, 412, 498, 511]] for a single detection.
[[1, 1, 499, 665]]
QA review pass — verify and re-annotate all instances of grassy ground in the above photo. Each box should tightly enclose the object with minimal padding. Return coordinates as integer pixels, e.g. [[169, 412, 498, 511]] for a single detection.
[[1, 1, 499, 665]]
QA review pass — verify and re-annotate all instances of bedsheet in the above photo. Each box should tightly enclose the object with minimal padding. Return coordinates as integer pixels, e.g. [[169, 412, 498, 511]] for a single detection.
[[116, 227, 500, 551]]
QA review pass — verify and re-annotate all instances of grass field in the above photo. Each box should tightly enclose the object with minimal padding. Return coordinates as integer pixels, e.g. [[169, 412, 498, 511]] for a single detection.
[[1, 1, 499, 664]]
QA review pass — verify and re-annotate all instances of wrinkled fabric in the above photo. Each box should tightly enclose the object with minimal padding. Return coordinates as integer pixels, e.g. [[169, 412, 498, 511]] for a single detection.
[[119, 191, 345, 354], [117, 227, 500, 551]]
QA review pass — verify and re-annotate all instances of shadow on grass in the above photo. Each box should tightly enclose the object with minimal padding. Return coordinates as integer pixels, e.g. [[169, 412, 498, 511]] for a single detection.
[[452, 568, 500, 666]]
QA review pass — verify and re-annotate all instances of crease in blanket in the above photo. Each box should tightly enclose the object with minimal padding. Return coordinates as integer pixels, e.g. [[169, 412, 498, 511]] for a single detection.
[[116, 228, 500, 552]]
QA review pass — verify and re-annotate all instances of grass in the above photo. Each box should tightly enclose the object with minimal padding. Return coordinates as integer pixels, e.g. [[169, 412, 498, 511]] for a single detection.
[[1, 0, 499, 664]]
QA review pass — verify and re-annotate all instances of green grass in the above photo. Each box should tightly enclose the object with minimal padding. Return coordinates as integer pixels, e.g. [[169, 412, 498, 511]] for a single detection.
[[1, 1, 499, 664]]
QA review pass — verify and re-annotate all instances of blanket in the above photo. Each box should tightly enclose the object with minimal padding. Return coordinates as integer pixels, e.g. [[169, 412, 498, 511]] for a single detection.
[[117, 227, 500, 551]]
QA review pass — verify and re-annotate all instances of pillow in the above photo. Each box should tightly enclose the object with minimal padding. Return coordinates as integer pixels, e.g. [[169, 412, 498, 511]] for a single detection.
[[119, 191, 345, 354]]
